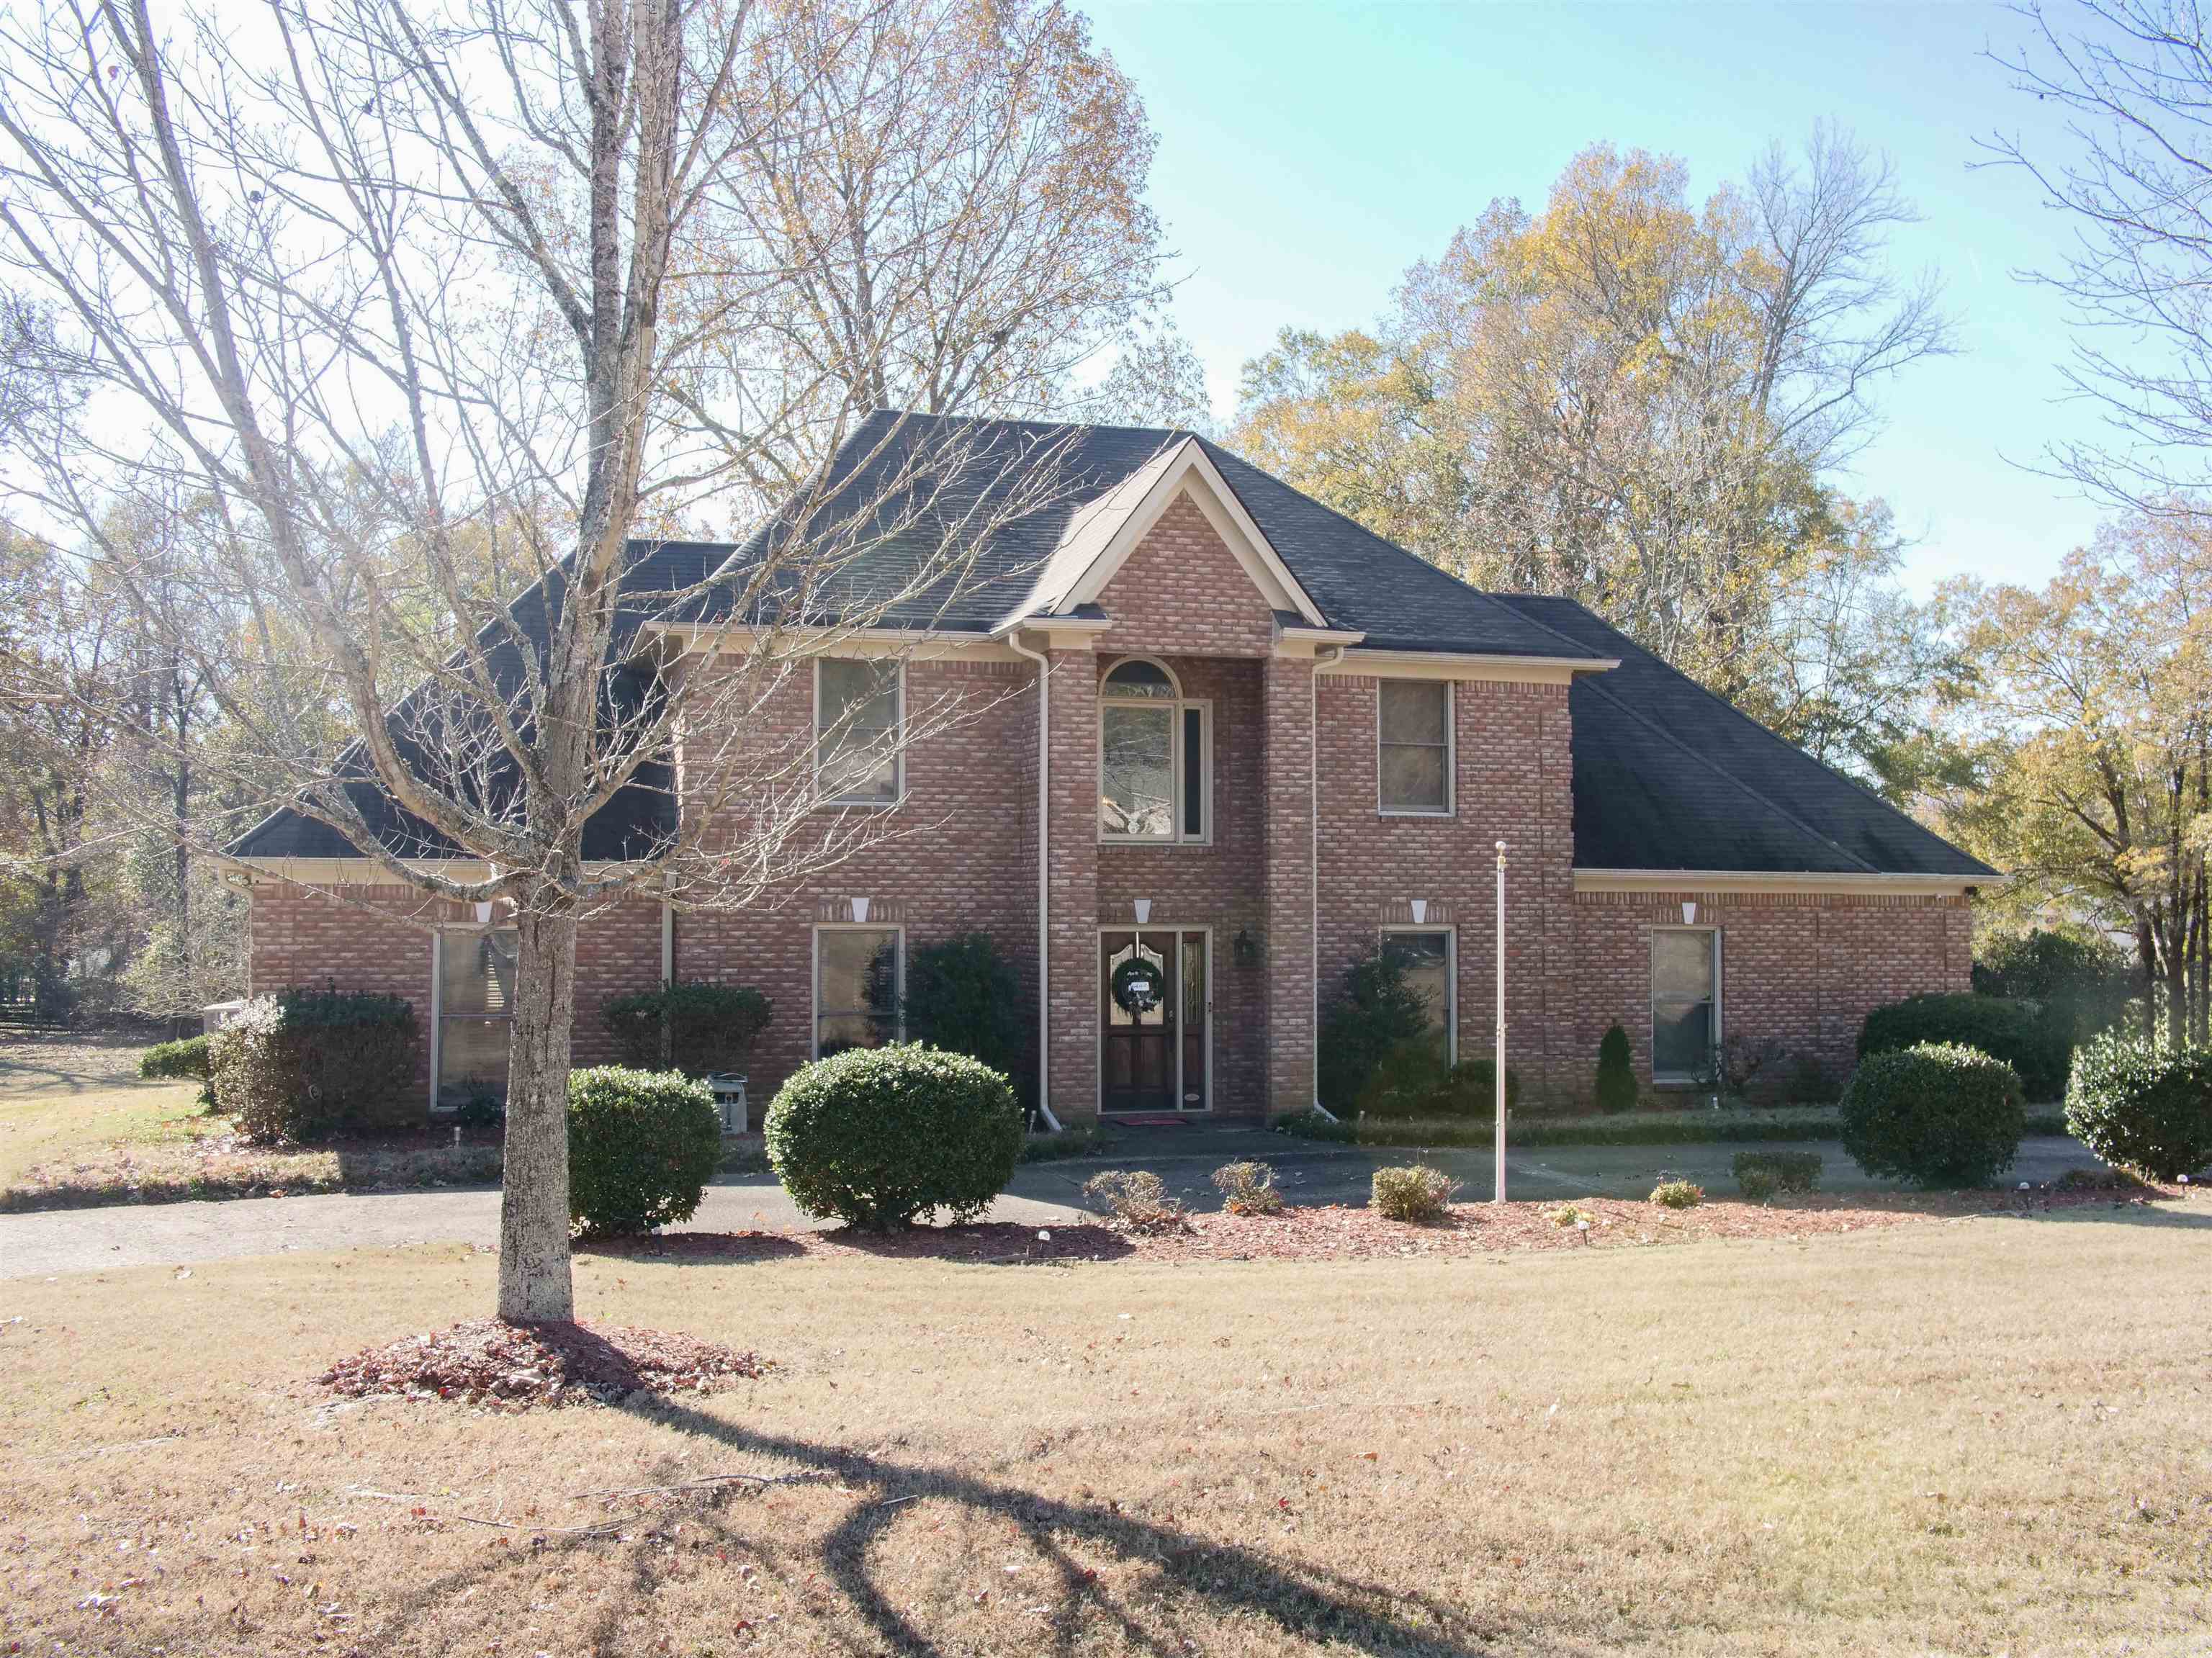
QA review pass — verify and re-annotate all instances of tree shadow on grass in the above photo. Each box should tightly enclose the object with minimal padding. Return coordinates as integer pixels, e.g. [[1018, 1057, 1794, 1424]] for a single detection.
[[577, 1230, 810, 1266], [351, 1397, 1510, 1658]]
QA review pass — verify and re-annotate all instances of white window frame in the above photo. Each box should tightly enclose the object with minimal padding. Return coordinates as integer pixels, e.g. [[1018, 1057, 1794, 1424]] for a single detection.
[[1650, 925, 1723, 1085], [1376, 677, 1455, 817], [814, 656, 906, 808], [811, 922, 907, 1058], [1380, 924, 1457, 1065], [1097, 656, 1212, 845], [429, 924, 518, 1112]]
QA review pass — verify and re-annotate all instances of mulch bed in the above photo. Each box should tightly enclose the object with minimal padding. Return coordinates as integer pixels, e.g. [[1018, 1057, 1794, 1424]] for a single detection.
[[587, 1179, 2193, 1270], [318, 1318, 771, 1410]]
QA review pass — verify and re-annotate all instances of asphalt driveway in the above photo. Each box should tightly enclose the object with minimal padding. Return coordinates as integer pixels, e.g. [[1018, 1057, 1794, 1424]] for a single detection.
[[0, 1129, 2107, 1281]]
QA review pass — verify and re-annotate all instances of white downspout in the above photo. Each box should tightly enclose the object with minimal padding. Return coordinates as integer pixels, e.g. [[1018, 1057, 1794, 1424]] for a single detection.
[[1005, 629, 1064, 1132], [1307, 644, 1349, 1120]]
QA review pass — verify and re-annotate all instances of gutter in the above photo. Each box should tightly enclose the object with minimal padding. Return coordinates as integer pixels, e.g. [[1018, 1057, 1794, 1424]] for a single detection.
[[1004, 628, 1064, 1133]]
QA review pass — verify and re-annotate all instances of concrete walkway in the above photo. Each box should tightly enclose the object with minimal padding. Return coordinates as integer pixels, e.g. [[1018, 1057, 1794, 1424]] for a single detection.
[[0, 1132, 2105, 1281]]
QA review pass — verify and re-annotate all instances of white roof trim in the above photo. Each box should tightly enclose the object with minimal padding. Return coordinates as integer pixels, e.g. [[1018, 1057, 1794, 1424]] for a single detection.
[[1319, 646, 1619, 684], [1574, 868, 1995, 897], [1003, 438, 1327, 629]]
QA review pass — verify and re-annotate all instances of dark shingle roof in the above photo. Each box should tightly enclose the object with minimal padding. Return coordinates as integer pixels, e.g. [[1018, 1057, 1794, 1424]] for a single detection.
[[682, 411, 1602, 659], [227, 539, 719, 862], [1487, 594, 1995, 878], [235, 410, 1991, 882]]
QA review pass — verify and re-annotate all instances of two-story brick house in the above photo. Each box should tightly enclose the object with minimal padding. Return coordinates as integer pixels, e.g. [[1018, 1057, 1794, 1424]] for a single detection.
[[232, 412, 1995, 1125]]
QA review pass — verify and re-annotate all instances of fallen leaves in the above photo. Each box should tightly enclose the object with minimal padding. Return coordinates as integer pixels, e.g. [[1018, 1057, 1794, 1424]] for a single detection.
[[316, 1319, 770, 1411]]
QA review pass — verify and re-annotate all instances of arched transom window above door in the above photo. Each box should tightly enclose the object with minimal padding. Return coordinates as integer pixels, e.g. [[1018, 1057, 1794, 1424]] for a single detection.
[[1098, 657, 1210, 844]]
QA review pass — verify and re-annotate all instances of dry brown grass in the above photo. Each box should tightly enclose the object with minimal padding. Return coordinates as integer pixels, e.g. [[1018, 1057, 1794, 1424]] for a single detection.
[[0, 1030, 208, 1195], [4, 1205, 2209, 1656], [0, 1033, 508, 1209]]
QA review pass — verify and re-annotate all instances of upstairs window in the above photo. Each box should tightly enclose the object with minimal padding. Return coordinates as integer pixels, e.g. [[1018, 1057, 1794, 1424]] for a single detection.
[[1378, 679, 1452, 814], [816, 657, 902, 805], [1099, 657, 1210, 842]]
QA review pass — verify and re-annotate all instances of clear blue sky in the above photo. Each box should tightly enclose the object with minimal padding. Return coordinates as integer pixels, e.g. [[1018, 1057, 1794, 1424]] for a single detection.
[[1085, 0, 2110, 597]]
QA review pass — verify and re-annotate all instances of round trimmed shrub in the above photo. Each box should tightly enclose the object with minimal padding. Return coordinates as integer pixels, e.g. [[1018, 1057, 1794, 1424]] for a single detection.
[[1839, 1042, 2025, 1188], [1857, 994, 2072, 1102], [2063, 1033, 2212, 1181], [765, 1044, 1022, 1231], [567, 1066, 722, 1238]]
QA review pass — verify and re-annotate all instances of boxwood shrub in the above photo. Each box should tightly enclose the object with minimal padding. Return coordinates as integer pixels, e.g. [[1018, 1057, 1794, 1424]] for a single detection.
[[1856, 994, 2072, 1102], [601, 981, 772, 1077], [2063, 1033, 2212, 1181], [207, 989, 418, 1143], [140, 1035, 210, 1081], [765, 1044, 1022, 1230], [567, 1066, 723, 1238], [1840, 1042, 2025, 1188]]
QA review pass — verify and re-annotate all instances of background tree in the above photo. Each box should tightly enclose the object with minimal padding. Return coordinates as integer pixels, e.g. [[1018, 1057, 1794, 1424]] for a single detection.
[[0, 0, 1094, 1323], [1939, 513, 2211, 1047], [691, 0, 1167, 505], [1231, 131, 1956, 791]]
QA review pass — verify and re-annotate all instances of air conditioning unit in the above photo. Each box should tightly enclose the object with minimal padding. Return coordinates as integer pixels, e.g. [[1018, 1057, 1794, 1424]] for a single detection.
[[706, 1073, 748, 1135]]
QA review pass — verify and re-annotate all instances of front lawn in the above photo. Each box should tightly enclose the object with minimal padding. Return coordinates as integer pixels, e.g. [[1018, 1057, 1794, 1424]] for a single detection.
[[0, 1034, 770, 1210], [2, 1207, 2206, 1654]]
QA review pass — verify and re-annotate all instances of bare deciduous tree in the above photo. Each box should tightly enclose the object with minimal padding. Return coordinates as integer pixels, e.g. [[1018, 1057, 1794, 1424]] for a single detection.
[[1987, 1, 2212, 512], [0, 0, 1079, 1322], [689, 0, 1166, 500]]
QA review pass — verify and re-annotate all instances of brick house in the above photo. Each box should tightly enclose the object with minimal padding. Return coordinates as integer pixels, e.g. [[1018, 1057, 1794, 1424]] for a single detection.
[[232, 412, 1994, 1124]]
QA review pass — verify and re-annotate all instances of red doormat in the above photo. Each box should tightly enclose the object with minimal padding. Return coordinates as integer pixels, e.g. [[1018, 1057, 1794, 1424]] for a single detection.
[[1107, 1114, 1193, 1128]]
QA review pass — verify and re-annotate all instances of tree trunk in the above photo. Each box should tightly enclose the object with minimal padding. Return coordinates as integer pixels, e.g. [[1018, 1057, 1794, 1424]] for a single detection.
[[498, 887, 578, 1323]]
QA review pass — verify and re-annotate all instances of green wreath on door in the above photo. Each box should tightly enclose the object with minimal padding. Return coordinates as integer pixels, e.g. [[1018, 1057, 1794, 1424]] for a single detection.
[[1111, 955, 1165, 1017]]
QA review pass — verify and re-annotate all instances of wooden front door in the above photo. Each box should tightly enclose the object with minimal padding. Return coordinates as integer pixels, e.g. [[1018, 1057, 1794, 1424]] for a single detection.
[[1100, 931, 1208, 1114]]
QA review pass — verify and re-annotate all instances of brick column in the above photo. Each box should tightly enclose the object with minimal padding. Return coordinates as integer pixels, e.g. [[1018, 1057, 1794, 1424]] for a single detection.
[[1043, 646, 1101, 1122], [1262, 652, 1317, 1115]]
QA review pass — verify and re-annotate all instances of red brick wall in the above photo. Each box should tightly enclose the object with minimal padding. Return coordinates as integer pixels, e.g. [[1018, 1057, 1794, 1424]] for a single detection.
[[1042, 645, 1100, 1117], [1093, 492, 1280, 659], [1314, 673, 1581, 1101], [247, 881, 664, 1101], [678, 654, 1041, 1107], [1568, 889, 1973, 1094]]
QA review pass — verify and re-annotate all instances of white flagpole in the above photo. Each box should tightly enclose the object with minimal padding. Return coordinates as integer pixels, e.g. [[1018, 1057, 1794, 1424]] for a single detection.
[[1494, 840, 1508, 1206]]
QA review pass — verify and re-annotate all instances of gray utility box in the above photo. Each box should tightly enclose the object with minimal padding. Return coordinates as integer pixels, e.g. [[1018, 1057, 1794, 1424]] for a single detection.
[[706, 1073, 749, 1135]]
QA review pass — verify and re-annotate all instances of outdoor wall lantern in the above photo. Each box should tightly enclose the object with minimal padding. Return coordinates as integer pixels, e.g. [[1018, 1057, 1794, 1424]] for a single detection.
[[1233, 927, 1259, 968]]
